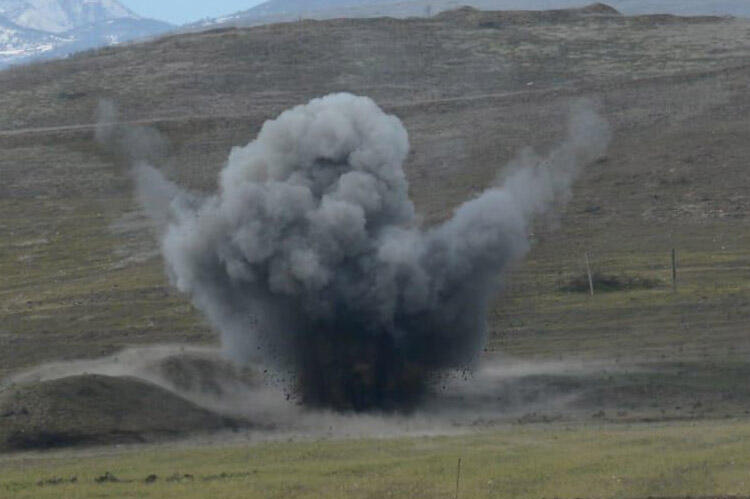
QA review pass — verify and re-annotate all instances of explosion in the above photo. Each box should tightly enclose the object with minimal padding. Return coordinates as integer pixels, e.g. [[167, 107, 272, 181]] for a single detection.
[[131, 93, 609, 411]]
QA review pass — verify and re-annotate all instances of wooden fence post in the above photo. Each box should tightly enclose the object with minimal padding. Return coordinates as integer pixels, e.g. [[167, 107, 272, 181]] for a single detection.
[[585, 252, 594, 297], [455, 457, 462, 499]]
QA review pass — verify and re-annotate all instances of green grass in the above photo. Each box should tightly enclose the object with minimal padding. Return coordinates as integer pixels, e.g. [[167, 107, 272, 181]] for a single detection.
[[490, 240, 750, 362], [2, 420, 750, 498]]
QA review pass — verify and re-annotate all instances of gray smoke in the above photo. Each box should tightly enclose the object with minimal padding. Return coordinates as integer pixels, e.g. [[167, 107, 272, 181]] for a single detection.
[[95, 99, 168, 166], [132, 93, 610, 411]]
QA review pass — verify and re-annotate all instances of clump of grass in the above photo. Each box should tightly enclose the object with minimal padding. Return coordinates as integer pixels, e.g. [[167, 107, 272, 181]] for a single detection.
[[559, 272, 662, 293]]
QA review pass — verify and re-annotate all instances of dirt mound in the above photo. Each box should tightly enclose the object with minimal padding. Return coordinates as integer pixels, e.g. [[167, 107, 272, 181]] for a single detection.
[[433, 4, 727, 28], [5, 346, 264, 403], [434, 3, 621, 27], [580, 3, 621, 15], [147, 351, 259, 398], [629, 14, 728, 25], [0, 374, 244, 451]]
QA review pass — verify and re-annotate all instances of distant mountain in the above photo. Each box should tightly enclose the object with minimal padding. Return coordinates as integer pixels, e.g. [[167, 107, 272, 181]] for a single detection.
[[190, 0, 750, 30], [0, 0, 137, 33], [0, 0, 171, 69], [241, 0, 399, 17], [0, 13, 67, 66], [40, 17, 172, 59]]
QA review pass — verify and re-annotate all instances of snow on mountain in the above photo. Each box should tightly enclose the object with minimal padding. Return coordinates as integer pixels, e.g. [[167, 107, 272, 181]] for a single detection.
[[0, 0, 171, 69], [0, 0, 137, 33], [0, 13, 66, 65]]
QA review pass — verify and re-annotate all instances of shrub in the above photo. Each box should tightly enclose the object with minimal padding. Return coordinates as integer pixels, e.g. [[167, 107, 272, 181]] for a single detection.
[[559, 272, 662, 293]]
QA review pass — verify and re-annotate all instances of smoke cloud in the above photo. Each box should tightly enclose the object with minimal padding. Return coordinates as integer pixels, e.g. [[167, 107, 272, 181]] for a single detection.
[[129, 93, 610, 412], [95, 99, 168, 166]]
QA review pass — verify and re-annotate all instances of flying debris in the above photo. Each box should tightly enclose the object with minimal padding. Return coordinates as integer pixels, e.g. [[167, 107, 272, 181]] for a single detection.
[[130, 93, 610, 411]]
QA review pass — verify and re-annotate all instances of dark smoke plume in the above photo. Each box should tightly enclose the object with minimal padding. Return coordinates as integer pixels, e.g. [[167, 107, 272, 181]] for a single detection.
[[131, 93, 610, 412]]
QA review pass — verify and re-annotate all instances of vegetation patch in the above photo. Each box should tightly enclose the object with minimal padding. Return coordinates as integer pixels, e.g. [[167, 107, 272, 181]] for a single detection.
[[559, 272, 663, 293]]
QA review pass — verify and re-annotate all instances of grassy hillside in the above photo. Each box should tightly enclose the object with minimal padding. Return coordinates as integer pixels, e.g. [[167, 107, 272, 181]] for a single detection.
[[1, 6, 749, 391]]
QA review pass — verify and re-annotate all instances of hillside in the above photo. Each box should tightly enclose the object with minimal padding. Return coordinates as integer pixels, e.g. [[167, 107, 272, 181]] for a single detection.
[[1, 5, 750, 428]]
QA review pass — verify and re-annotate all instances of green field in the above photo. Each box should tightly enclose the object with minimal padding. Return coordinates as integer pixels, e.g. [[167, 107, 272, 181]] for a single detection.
[[3, 420, 750, 498]]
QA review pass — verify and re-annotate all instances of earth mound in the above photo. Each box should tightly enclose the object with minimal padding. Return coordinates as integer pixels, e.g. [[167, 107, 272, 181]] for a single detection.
[[0, 374, 245, 451], [434, 3, 621, 26], [146, 351, 260, 398], [579, 3, 621, 15], [629, 13, 728, 25]]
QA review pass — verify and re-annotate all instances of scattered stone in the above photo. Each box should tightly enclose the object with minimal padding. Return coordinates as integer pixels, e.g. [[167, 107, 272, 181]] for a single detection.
[[166, 473, 194, 483], [95, 472, 119, 484], [36, 476, 77, 487], [201, 471, 255, 482]]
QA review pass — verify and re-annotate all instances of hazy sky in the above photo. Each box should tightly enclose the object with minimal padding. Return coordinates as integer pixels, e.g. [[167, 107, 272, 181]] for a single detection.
[[120, 0, 267, 25]]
